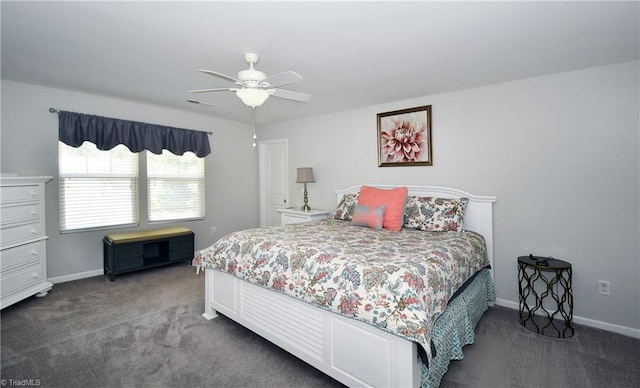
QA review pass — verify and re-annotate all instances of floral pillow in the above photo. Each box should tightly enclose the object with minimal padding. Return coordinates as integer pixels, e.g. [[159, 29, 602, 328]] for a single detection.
[[332, 193, 359, 221], [404, 196, 468, 232], [351, 204, 385, 229]]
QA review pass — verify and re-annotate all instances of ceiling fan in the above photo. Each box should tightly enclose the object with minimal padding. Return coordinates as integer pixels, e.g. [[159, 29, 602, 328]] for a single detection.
[[189, 52, 311, 108]]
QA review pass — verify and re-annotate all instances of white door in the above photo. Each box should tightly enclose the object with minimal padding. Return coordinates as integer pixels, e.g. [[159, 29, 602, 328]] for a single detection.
[[258, 139, 289, 227]]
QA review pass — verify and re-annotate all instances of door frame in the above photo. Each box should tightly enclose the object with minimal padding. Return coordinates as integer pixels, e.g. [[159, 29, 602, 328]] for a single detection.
[[258, 138, 289, 227]]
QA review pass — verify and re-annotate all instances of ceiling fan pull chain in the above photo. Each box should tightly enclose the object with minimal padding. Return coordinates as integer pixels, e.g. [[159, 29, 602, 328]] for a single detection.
[[252, 107, 257, 148]]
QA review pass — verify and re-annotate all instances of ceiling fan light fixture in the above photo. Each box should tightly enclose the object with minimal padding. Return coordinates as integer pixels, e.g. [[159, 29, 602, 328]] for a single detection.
[[236, 88, 269, 107]]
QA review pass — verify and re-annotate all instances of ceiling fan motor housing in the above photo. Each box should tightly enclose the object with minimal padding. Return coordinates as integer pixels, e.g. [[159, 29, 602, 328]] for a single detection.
[[237, 69, 266, 83], [238, 52, 266, 85]]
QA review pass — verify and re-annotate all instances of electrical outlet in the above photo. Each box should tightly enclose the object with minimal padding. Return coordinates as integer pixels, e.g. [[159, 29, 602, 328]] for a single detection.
[[598, 280, 611, 296], [211, 227, 217, 236]]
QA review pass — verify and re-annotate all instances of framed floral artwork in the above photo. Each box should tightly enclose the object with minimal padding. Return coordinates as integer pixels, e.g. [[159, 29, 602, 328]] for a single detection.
[[377, 105, 432, 167]]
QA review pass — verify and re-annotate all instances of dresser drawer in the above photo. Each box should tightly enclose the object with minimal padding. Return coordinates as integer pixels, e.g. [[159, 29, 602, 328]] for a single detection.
[[1, 240, 45, 272], [1, 222, 45, 247], [0, 185, 42, 204], [1, 203, 42, 226], [1, 260, 46, 297]]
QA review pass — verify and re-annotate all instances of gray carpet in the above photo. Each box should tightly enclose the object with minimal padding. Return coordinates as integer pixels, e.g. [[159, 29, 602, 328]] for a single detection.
[[1, 262, 638, 388]]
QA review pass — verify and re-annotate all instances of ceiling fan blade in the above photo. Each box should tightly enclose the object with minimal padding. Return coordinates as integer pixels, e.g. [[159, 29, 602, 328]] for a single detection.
[[198, 69, 239, 84], [187, 99, 215, 107], [189, 88, 236, 93], [263, 71, 302, 88], [271, 88, 311, 102]]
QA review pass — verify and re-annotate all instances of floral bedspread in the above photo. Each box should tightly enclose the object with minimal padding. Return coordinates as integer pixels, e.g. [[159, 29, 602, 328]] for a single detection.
[[194, 218, 489, 362]]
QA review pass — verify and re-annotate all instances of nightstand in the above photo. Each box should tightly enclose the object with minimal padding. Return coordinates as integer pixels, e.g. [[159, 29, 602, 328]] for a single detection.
[[276, 208, 330, 226]]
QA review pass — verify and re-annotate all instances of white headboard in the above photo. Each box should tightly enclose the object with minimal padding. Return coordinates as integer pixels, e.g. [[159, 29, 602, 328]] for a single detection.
[[333, 185, 497, 274]]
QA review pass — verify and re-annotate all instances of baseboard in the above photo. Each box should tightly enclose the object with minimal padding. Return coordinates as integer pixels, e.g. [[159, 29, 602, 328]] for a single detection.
[[495, 298, 640, 339], [48, 269, 103, 284]]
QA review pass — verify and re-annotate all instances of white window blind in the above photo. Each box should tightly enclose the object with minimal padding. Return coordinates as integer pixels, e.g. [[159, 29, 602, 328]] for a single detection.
[[59, 142, 138, 232], [147, 150, 205, 222]]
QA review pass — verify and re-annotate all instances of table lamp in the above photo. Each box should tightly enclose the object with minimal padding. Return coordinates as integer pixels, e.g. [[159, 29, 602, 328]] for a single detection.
[[296, 167, 315, 212]]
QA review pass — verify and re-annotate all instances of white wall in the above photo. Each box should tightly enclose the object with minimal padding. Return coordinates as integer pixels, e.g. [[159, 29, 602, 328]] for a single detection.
[[259, 62, 640, 334], [1, 80, 260, 280]]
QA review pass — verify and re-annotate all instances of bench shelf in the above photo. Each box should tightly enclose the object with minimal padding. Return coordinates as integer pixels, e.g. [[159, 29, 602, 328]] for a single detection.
[[103, 227, 194, 281]]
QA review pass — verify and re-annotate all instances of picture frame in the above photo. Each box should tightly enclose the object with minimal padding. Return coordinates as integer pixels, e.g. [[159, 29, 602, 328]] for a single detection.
[[377, 105, 432, 167]]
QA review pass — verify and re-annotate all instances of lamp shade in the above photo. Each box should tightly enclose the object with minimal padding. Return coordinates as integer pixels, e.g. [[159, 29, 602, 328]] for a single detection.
[[235, 88, 269, 107], [296, 167, 315, 183]]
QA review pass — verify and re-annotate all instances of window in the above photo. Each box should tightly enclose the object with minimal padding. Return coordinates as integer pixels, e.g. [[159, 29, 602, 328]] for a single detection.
[[147, 150, 205, 222], [59, 144, 205, 232], [59, 142, 138, 232]]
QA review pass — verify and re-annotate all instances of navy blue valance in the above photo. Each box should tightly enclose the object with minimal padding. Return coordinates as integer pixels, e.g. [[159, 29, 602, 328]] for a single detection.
[[58, 110, 211, 157]]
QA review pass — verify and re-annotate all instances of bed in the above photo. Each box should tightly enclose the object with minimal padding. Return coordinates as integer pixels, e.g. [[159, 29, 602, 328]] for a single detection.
[[196, 185, 496, 387]]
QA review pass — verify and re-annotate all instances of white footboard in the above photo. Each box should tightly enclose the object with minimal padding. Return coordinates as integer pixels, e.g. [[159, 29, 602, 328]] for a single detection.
[[203, 269, 421, 388]]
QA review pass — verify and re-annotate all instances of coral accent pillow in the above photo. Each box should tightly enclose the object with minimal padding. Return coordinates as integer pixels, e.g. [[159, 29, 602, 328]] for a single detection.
[[357, 186, 408, 231], [351, 204, 385, 229]]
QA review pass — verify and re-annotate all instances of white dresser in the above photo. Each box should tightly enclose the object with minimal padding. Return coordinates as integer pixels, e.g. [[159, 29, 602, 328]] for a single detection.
[[1, 176, 53, 309], [276, 208, 330, 226]]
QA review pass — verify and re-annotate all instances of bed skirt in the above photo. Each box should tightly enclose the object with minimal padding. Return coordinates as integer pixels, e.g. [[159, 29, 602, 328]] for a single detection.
[[421, 269, 495, 387]]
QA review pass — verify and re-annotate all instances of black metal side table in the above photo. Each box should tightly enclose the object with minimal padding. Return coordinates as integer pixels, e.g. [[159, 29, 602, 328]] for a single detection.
[[518, 255, 574, 338]]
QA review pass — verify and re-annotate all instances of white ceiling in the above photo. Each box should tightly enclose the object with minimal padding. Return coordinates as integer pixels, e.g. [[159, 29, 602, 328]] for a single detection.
[[2, 1, 638, 124]]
